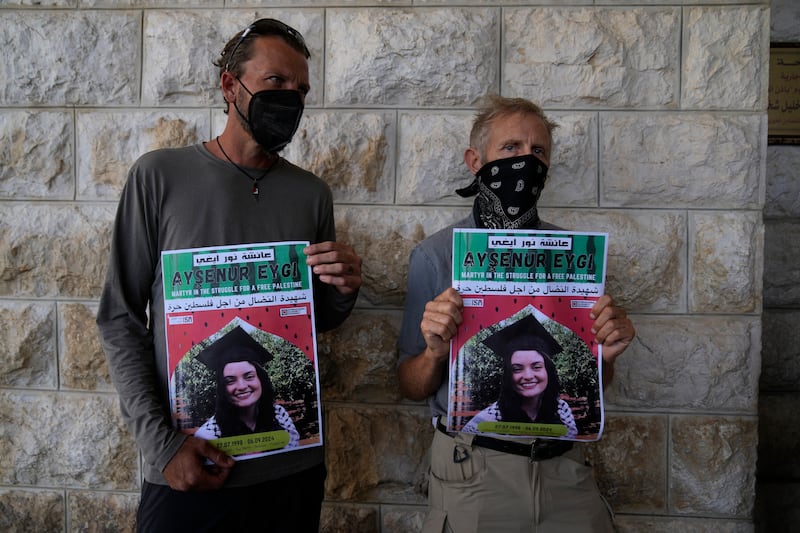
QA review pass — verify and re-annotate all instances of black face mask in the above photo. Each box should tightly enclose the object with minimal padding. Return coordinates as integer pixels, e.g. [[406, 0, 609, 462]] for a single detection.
[[456, 154, 548, 230], [233, 79, 304, 153]]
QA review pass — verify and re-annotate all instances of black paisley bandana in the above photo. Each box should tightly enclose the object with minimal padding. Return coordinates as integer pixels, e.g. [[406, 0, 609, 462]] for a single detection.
[[456, 154, 548, 229]]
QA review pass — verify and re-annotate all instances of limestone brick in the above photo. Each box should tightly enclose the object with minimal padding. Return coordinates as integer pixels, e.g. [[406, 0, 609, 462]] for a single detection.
[[283, 111, 396, 204], [0, 204, 115, 299], [586, 414, 667, 514], [68, 491, 138, 533], [225, 0, 340, 5], [682, 6, 770, 110], [381, 505, 426, 533], [59, 303, 113, 392], [76, 110, 210, 200], [0, 111, 73, 200], [503, 8, 680, 108], [0, 301, 56, 389], [600, 113, 765, 209], [396, 111, 475, 205], [543, 209, 686, 313], [689, 211, 763, 313], [614, 514, 754, 532], [545, 112, 599, 207], [318, 309, 402, 403], [0, 391, 138, 489], [670, 415, 758, 516], [771, 0, 800, 41], [85, 0, 218, 6], [324, 404, 431, 503], [142, 10, 324, 107], [0, 11, 140, 106], [0, 489, 64, 533], [320, 503, 380, 533], [325, 8, 498, 106], [334, 206, 469, 307], [1, 0, 73, 5], [605, 315, 760, 412]]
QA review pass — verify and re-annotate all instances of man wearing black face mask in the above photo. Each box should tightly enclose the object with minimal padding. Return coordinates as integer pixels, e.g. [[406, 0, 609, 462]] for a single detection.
[[97, 19, 362, 532], [397, 94, 636, 532]]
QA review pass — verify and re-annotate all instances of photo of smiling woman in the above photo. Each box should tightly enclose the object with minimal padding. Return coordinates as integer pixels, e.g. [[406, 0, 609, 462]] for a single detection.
[[193, 326, 299, 448], [461, 314, 578, 438]]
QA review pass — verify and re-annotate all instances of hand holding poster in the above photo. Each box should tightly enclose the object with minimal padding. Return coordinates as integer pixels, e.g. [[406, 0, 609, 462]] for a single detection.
[[449, 229, 608, 441], [161, 241, 322, 460]]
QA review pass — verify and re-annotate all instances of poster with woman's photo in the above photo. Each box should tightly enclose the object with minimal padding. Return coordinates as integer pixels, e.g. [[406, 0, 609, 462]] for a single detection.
[[161, 241, 322, 461], [449, 229, 608, 442]]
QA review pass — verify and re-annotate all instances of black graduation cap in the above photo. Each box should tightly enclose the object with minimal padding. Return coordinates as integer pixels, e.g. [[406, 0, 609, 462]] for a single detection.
[[482, 314, 563, 359], [196, 326, 273, 373]]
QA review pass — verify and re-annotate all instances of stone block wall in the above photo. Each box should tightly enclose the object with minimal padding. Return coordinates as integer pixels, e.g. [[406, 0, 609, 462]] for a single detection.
[[0, 2, 769, 531]]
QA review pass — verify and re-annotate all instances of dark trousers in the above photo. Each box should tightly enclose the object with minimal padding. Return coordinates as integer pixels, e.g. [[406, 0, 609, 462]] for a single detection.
[[136, 463, 326, 533]]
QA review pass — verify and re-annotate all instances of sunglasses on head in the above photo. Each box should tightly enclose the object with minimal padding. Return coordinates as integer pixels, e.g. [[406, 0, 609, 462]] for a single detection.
[[224, 18, 310, 72]]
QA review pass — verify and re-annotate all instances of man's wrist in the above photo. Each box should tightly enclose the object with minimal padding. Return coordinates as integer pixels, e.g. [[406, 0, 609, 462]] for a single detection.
[[423, 345, 448, 366], [157, 431, 189, 473]]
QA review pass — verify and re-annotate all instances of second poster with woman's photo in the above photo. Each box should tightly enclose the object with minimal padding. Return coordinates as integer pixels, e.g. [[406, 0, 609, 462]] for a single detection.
[[448, 229, 608, 441]]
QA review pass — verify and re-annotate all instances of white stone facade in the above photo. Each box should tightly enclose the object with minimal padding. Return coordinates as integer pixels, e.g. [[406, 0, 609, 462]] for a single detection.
[[0, 2, 776, 531]]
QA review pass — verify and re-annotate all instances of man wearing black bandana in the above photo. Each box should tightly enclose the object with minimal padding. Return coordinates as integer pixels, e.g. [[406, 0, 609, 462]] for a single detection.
[[398, 94, 636, 532], [97, 19, 362, 532]]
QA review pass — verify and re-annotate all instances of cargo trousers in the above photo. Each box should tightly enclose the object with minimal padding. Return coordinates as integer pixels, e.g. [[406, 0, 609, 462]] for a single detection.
[[423, 429, 615, 533]]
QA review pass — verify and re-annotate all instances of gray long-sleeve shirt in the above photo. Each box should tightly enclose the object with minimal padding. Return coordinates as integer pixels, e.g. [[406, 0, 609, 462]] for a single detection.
[[97, 144, 356, 486]]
